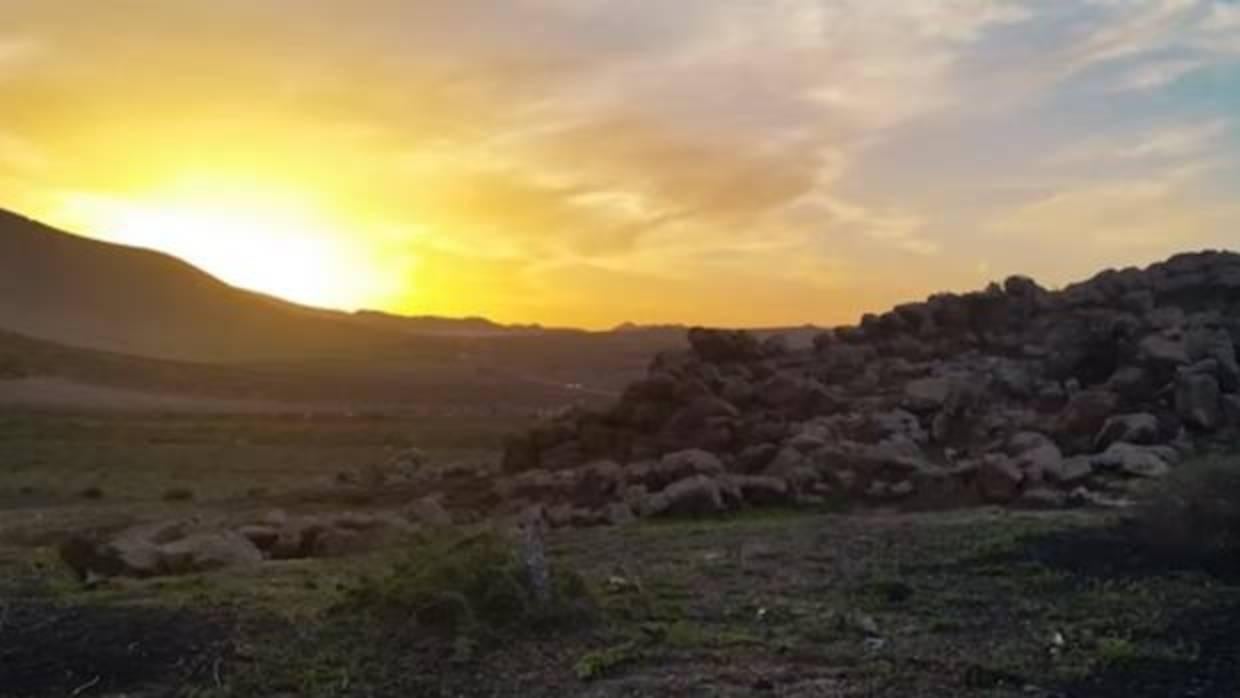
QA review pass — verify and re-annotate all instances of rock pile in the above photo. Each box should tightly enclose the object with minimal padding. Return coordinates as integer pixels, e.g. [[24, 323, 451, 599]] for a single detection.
[[496, 251, 1240, 525], [59, 509, 431, 579]]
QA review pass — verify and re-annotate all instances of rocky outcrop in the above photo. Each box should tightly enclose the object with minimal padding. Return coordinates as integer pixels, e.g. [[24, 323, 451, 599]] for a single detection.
[[493, 251, 1240, 527]]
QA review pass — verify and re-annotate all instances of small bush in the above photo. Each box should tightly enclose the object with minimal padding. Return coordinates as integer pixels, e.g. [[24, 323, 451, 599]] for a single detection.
[[575, 641, 642, 681], [1130, 457, 1240, 571], [162, 488, 195, 502], [79, 486, 104, 500], [341, 530, 595, 637]]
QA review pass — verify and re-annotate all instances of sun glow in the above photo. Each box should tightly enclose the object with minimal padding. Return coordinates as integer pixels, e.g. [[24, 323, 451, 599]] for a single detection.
[[54, 177, 401, 310]]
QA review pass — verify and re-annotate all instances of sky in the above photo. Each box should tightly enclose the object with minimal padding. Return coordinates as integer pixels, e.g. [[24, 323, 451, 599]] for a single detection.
[[1, 1, 1239, 328]]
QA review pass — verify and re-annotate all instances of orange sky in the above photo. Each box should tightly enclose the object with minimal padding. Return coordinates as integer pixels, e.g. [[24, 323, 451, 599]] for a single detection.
[[2, 1, 1238, 328]]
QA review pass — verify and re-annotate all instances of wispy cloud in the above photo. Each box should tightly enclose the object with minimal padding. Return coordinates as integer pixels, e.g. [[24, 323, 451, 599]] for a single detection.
[[1112, 57, 1205, 90], [1049, 119, 1229, 164]]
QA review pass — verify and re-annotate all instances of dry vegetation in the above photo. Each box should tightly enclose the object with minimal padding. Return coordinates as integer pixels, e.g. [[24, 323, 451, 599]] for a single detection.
[[2, 408, 1239, 697]]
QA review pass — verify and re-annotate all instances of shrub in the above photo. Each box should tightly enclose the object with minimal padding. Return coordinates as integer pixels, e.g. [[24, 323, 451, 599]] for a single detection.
[[341, 529, 595, 637], [1130, 456, 1240, 571], [162, 488, 195, 502], [79, 486, 105, 500]]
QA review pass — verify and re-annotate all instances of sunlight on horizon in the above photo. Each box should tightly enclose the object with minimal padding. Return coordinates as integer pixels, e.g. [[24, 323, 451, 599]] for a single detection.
[[52, 176, 407, 311]]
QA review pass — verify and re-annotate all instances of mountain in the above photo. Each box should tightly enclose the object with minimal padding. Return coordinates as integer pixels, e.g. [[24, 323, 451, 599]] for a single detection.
[[351, 311, 560, 337], [0, 209, 535, 362]]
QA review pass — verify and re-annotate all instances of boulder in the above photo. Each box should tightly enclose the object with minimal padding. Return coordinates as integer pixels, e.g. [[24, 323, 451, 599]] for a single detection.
[[1092, 443, 1172, 479], [993, 362, 1037, 400], [728, 475, 792, 506], [977, 455, 1024, 503], [1094, 413, 1160, 450], [1175, 371, 1222, 430], [1107, 366, 1156, 402], [1187, 327, 1239, 392], [1012, 440, 1063, 483], [160, 532, 263, 574], [238, 525, 280, 553], [604, 502, 636, 526], [735, 443, 780, 473], [1043, 456, 1094, 485], [270, 518, 328, 560], [903, 377, 951, 412], [656, 449, 725, 485], [1137, 333, 1189, 369], [647, 475, 731, 517], [765, 447, 824, 493], [406, 496, 454, 528], [1055, 390, 1120, 450], [869, 409, 929, 444], [58, 531, 165, 579], [931, 380, 989, 447]]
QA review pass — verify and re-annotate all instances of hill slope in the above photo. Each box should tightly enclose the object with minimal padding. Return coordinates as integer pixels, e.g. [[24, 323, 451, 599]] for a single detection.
[[0, 209, 434, 361]]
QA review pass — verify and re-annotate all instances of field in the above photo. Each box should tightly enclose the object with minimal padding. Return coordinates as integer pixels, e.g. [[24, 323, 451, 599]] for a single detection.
[[1, 408, 1238, 698]]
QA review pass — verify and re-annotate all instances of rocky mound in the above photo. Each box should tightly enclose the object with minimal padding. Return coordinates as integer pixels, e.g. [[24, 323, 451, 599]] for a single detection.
[[493, 251, 1240, 526]]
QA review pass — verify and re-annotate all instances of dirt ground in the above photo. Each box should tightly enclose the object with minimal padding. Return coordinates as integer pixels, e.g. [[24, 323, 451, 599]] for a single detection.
[[1, 409, 1238, 698]]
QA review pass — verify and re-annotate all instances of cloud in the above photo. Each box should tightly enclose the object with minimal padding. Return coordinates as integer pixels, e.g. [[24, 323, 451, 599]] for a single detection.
[[1112, 57, 1205, 90], [986, 165, 1238, 284], [0, 1, 1236, 326], [1049, 119, 1229, 164]]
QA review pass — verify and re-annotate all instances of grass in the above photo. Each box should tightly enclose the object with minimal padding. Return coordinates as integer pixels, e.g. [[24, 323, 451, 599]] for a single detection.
[[6, 505, 1240, 697], [3, 406, 1239, 697], [338, 529, 597, 636], [0, 410, 521, 502]]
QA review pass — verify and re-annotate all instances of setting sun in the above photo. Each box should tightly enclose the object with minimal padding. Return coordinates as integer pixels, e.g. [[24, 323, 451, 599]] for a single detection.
[[51, 177, 401, 311]]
